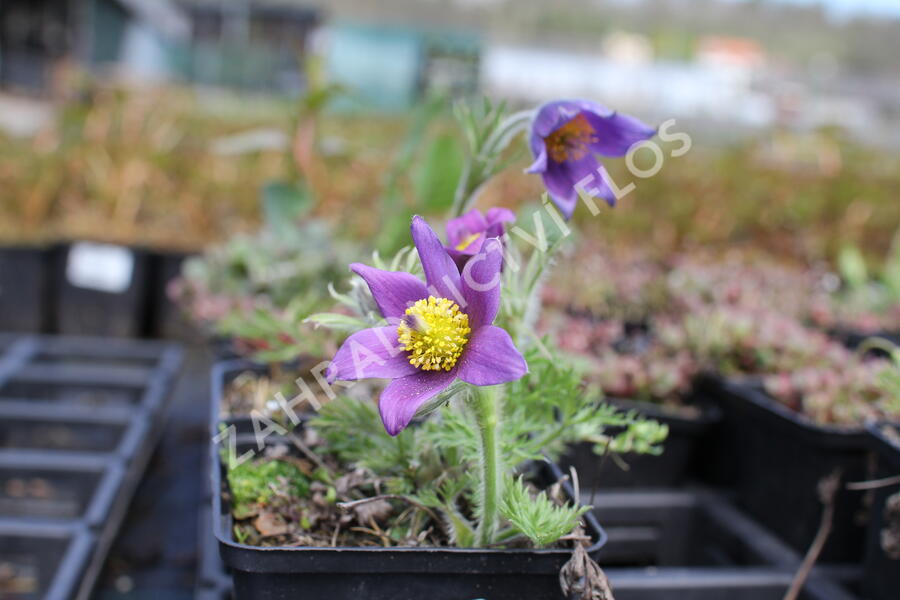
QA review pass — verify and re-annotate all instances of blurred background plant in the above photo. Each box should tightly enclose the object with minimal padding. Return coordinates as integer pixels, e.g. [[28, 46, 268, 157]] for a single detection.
[[808, 237, 900, 334]]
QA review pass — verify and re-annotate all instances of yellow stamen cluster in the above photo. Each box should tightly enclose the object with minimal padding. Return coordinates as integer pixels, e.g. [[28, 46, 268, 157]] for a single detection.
[[545, 113, 598, 163], [455, 232, 481, 251], [397, 296, 471, 371]]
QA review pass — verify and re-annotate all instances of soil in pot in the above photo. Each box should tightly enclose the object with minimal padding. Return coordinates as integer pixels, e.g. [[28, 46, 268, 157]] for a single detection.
[[213, 432, 605, 600], [222, 435, 585, 551], [215, 361, 333, 437]]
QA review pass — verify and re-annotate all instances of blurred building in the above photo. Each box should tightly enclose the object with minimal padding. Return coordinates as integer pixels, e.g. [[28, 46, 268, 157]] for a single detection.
[[324, 22, 480, 111], [0, 0, 321, 95], [182, 1, 321, 93], [0, 0, 188, 93]]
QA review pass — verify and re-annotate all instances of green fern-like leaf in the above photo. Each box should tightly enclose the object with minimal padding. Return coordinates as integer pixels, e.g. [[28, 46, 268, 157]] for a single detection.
[[499, 475, 588, 547]]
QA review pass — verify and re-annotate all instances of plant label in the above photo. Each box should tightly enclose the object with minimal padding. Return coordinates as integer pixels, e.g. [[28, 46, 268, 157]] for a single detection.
[[66, 242, 134, 293]]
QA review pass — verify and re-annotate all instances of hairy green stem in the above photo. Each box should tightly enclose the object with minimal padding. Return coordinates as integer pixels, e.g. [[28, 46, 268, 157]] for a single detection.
[[473, 385, 503, 547], [450, 162, 477, 217], [450, 109, 533, 218]]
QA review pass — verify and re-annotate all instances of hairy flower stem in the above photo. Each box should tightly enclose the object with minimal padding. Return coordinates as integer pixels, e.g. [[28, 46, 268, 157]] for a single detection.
[[473, 385, 503, 547], [451, 110, 533, 218]]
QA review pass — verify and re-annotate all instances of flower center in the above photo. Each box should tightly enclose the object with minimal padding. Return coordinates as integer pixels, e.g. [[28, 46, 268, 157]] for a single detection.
[[397, 296, 471, 371], [454, 232, 481, 251], [545, 113, 598, 163]]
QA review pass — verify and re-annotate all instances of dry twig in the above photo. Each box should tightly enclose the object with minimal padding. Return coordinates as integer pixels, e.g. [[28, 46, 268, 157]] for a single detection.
[[783, 469, 842, 600]]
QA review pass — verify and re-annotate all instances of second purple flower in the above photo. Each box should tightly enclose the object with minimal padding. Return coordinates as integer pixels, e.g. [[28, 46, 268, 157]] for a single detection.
[[445, 207, 515, 270], [527, 99, 655, 219]]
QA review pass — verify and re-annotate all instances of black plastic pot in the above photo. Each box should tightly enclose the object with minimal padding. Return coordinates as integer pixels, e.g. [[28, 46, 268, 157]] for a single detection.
[[830, 328, 900, 355], [861, 422, 900, 600], [0, 334, 182, 600], [0, 245, 51, 333], [0, 521, 94, 600], [210, 359, 322, 440], [148, 250, 198, 340], [210, 357, 608, 600], [702, 376, 871, 563], [53, 243, 152, 338], [560, 396, 720, 489], [213, 444, 606, 600]]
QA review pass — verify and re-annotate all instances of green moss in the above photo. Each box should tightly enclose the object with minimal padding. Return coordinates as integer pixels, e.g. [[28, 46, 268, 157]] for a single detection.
[[227, 459, 310, 512]]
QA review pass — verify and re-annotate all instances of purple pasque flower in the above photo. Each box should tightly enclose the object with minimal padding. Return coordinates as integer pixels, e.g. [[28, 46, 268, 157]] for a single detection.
[[326, 216, 528, 436], [445, 207, 516, 270], [526, 99, 655, 219]]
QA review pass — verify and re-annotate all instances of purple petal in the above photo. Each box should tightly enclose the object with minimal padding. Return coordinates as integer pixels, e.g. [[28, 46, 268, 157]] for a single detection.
[[485, 207, 516, 227], [532, 100, 589, 139], [327, 327, 417, 382], [529, 101, 586, 173], [542, 153, 601, 219], [525, 145, 547, 174], [460, 238, 503, 328], [576, 163, 618, 208], [411, 216, 463, 302], [457, 326, 528, 386], [446, 209, 488, 248], [379, 369, 457, 435], [446, 246, 475, 272], [485, 207, 515, 239], [583, 110, 656, 157], [350, 263, 428, 319]]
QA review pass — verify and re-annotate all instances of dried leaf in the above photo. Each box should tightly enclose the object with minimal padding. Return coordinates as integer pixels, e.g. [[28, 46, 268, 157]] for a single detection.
[[353, 499, 392, 524], [560, 528, 615, 600], [254, 510, 290, 537]]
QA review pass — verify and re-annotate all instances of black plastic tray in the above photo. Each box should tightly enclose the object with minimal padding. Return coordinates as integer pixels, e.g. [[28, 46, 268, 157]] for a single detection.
[[0, 453, 123, 525], [0, 520, 94, 600], [702, 376, 871, 563], [560, 396, 720, 488], [0, 335, 182, 600], [862, 422, 900, 600], [0, 403, 146, 457], [606, 566, 857, 600], [589, 489, 796, 567], [585, 488, 859, 599]]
